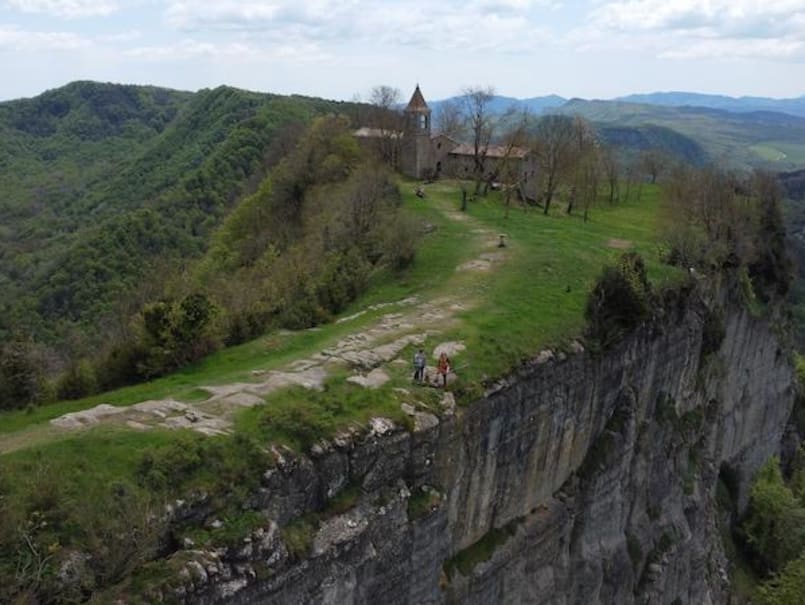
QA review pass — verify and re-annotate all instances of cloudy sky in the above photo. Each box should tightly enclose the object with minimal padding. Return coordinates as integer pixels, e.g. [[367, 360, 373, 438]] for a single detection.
[[1, 0, 804, 102]]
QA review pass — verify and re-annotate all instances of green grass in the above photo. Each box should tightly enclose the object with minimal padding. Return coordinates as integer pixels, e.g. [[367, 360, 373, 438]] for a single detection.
[[751, 144, 788, 162], [0, 302, 413, 437], [444, 522, 518, 579], [450, 185, 681, 383], [751, 141, 805, 167], [1, 179, 677, 445]]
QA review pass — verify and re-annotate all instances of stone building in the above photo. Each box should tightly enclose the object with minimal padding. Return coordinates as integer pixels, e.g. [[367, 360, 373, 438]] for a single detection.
[[355, 85, 535, 185]]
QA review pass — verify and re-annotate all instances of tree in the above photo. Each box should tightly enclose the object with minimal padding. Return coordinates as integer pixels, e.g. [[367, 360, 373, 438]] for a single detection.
[[461, 86, 496, 195], [436, 98, 464, 140], [601, 146, 621, 205], [757, 554, 805, 605], [0, 338, 46, 409], [749, 170, 793, 301], [368, 85, 403, 168], [532, 114, 576, 215], [638, 149, 667, 184], [742, 458, 805, 573], [566, 116, 599, 218], [496, 113, 531, 218]]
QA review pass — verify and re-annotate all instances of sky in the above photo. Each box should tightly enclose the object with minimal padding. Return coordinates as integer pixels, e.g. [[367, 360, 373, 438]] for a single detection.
[[1, 0, 805, 103]]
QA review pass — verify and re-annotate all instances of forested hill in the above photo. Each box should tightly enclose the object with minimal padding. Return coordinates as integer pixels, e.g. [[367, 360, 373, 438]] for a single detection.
[[0, 81, 357, 347]]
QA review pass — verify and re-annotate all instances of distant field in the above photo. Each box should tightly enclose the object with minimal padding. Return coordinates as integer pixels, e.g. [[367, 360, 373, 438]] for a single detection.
[[750, 141, 805, 168], [750, 144, 788, 162], [559, 99, 805, 171]]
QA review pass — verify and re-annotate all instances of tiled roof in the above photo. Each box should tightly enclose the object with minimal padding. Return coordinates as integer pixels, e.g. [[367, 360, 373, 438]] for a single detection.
[[353, 127, 402, 138], [448, 143, 530, 159], [406, 85, 429, 112]]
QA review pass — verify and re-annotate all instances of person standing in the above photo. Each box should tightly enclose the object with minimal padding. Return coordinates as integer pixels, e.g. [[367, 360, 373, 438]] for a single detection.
[[437, 352, 451, 388], [413, 349, 426, 383]]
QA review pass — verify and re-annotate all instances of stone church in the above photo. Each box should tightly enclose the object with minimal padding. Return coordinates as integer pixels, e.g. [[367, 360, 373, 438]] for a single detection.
[[355, 85, 534, 184]]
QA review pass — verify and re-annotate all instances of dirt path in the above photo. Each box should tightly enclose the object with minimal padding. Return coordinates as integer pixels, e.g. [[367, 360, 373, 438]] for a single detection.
[[1, 199, 508, 452]]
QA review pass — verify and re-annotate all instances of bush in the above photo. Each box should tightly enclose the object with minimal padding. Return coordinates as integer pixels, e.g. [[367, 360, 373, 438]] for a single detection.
[[585, 252, 652, 349], [56, 359, 98, 400], [756, 553, 805, 605], [136, 292, 218, 379], [0, 339, 47, 410], [260, 400, 335, 451], [741, 458, 805, 573]]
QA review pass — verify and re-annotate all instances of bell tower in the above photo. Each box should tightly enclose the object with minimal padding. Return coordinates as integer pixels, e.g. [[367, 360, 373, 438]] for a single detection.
[[400, 85, 433, 178]]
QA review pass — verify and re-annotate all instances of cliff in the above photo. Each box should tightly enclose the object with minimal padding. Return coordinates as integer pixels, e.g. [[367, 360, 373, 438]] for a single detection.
[[160, 290, 796, 605]]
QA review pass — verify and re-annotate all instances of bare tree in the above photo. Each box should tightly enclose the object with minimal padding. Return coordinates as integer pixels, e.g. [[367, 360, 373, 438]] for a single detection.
[[532, 114, 576, 215], [436, 98, 464, 140], [368, 85, 403, 168], [601, 147, 621, 205], [566, 116, 598, 216], [462, 86, 496, 195], [638, 149, 666, 184], [496, 112, 531, 218]]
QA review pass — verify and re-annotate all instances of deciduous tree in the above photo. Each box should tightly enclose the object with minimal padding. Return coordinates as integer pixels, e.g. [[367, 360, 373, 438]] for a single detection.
[[532, 114, 576, 215], [461, 86, 496, 195]]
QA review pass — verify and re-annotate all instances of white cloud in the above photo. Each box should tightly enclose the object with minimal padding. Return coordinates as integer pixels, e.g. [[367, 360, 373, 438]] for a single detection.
[[577, 0, 805, 61], [0, 24, 91, 50], [591, 1, 805, 35], [99, 29, 142, 43], [125, 38, 329, 62], [163, 0, 552, 53], [4, 0, 120, 17], [660, 38, 805, 61]]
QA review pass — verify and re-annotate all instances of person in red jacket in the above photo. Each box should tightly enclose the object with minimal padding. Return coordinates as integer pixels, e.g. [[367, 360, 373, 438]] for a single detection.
[[437, 352, 451, 388]]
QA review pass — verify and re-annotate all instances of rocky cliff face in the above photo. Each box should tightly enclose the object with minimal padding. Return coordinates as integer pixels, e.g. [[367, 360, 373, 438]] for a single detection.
[[168, 292, 795, 605]]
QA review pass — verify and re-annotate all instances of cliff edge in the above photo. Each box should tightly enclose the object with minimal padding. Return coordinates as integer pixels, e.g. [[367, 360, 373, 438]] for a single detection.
[[161, 289, 795, 605]]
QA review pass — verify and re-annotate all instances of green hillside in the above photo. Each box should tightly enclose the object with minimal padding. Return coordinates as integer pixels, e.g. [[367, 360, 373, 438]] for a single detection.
[[0, 82, 357, 349], [557, 99, 805, 171]]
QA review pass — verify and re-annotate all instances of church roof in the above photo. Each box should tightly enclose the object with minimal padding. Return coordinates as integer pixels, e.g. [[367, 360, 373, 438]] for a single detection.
[[449, 143, 530, 159], [353, 126, 402, 138], [405, 85, 429, 112]]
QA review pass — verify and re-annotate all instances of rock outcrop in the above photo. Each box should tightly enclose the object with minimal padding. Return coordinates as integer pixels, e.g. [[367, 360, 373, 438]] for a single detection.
[[161, 293, 796, 605]]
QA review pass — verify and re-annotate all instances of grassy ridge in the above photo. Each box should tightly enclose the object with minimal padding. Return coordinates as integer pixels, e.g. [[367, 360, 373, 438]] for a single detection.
[[0, 180, 674, 441]]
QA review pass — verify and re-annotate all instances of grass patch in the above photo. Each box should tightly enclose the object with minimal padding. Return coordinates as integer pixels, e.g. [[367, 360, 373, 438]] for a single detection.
[[175, 388, 213, 403], [235, 363, 443, 452], [407, 486, 442, 520], [282, 514, 318, 560], [444, 521, 518, 579], [448, 185, 682, 385]]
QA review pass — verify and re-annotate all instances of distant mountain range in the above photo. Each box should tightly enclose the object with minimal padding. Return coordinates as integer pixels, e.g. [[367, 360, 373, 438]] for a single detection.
[[615, 92, 805, 118], [430, 91, 805, 119], [428, 94, 567, 117]]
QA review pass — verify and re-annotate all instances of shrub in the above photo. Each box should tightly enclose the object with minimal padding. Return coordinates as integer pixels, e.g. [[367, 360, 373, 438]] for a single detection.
[[585, 252, 652, 349], [742, 458, 805, 573], [56, 359, 98, 400], [282, 515, 318, 560], [756, 553, 805, 605]]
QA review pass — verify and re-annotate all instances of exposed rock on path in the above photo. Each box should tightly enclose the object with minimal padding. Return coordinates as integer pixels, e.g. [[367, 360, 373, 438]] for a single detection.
[[33, 198, 508, 445]]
